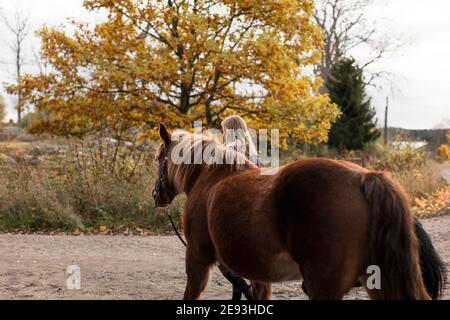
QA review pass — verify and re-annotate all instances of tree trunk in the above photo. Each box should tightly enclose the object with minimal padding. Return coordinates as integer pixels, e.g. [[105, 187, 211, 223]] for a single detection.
[[179, 84, 190, 114], [205, 102, 213, 127], [17, 94, 22, 123], [16, 40, 22, 123]]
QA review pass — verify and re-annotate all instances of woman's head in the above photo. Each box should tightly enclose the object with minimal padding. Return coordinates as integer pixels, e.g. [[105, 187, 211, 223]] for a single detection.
[[221, 115, 249, 132], [221, 115, 258, 165]]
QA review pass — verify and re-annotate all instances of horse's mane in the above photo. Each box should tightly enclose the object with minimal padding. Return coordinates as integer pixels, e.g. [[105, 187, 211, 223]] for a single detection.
[[162, 130, 254, 193]]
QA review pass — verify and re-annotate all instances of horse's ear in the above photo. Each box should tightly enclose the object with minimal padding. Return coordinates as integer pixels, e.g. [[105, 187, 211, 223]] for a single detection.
[[159, 123, 172, 146]]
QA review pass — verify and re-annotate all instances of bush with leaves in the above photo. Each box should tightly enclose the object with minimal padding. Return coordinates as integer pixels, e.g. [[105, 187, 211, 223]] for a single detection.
[[436, 144, 450, 163], [377, 146, 427, 172], [372, 146, 446, 198]]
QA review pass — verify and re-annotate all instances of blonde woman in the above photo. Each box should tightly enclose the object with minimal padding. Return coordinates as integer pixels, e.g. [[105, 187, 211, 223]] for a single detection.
[[215, 115, 261, 300], [221, 115, 260, 166]]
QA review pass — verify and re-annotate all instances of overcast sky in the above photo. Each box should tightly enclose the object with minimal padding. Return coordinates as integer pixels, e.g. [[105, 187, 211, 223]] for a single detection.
[[0, 0, 449, 129]]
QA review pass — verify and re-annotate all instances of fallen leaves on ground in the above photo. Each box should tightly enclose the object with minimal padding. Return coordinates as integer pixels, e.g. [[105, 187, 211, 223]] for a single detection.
[[414, 187, 450, 218]]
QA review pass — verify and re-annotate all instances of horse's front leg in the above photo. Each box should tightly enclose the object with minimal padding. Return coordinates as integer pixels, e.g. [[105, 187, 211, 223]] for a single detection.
[[183, 247, 214, 300]]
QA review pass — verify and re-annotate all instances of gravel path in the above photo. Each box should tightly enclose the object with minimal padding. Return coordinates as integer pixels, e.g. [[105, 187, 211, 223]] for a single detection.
[[0, 215, 449, 300]]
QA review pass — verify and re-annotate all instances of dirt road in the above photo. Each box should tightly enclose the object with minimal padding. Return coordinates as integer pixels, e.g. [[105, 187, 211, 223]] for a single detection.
[[440, 164, 450, 184], [1, 215, 449, 300]]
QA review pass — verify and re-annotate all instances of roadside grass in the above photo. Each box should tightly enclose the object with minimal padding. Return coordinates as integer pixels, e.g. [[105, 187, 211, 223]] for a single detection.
[[0, 164, 185, 234], [0, 131, 184, 234]]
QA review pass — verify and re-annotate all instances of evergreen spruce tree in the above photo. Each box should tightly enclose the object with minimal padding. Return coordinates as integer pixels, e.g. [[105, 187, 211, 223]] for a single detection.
[[326, 58, 381, 150]]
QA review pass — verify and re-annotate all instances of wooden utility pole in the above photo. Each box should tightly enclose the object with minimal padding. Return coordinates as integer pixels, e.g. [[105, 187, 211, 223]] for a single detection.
[[384, 97, 389, 145]]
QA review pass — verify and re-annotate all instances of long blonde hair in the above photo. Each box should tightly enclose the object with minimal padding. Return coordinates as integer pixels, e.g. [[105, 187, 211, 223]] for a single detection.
[[221, 115, 259, 165]]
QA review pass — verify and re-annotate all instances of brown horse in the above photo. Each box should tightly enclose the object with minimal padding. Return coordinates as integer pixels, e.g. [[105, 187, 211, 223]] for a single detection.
[[153, 124, 445, 300]]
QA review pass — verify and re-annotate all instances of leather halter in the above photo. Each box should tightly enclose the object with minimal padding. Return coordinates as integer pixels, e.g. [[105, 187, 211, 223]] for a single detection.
[[152, 156, 187, 247], [152, 156, 171, 207]]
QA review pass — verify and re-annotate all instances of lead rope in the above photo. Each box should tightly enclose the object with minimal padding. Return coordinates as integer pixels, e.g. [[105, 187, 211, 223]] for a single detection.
[[166, 210, 187, 247]]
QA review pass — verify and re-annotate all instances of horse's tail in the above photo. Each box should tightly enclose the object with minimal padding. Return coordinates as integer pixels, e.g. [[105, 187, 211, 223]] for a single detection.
[[414, 219, 447, 299], [361, 172, 430, 300]]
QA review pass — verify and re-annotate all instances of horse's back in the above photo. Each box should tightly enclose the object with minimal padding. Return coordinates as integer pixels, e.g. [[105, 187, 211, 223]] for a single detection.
[[274, 157, 369, 221]]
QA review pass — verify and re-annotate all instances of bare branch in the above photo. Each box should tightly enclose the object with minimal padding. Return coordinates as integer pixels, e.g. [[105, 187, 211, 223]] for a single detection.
[[314, 0, 404, 87], [0, 9, 31, 122]]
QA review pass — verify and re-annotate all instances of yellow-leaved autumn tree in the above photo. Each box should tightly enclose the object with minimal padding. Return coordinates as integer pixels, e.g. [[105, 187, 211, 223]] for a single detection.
[[8, 0, 339, 142]]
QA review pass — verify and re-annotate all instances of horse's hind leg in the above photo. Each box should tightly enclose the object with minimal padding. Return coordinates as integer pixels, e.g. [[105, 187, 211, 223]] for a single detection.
[[289, 237, 363, 300], [291, 241, 364, 300], [183, 248, 214, 300], [297, 261, 355, 300], [252, 282, 272, 300], [359, 275, 385, 300]]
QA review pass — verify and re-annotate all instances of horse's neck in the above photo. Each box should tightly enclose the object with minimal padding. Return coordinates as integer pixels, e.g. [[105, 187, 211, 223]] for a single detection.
[[185, 164, 253, 196]]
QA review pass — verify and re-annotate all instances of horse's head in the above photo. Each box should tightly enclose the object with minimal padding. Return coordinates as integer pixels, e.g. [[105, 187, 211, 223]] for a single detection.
[[152, 123, 252, 207], [152, 123, 177, 208]]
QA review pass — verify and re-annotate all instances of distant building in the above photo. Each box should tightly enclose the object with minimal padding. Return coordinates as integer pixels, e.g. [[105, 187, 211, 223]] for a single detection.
[[391, 141, 428, 150]]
